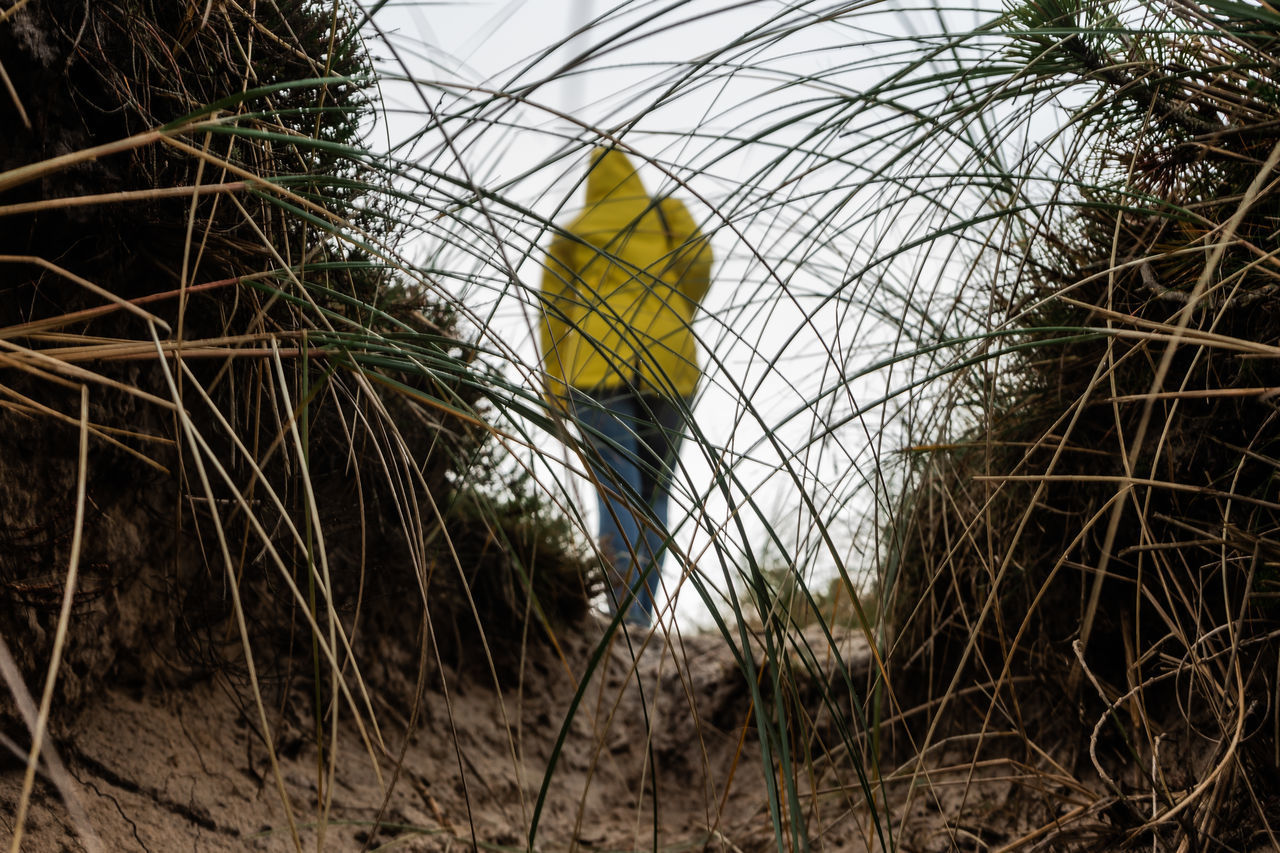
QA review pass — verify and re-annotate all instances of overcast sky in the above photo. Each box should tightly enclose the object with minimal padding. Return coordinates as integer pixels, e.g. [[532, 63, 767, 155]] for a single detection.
[[359, 0, 1003, 627]]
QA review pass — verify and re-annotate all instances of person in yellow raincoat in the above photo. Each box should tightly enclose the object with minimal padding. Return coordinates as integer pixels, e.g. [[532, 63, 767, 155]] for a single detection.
[[539, 147, 713, 628]]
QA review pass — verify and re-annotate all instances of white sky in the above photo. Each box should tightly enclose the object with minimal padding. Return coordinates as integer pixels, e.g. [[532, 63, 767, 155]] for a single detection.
[[361, 0, 1010, 628]]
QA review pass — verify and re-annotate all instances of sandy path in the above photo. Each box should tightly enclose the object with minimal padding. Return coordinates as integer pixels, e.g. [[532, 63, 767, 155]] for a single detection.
[[1, 621, 878, 852]]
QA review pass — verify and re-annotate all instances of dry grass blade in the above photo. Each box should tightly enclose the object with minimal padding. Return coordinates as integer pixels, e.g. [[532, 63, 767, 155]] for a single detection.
[[0, 636, 101, 853], [0, 56, 29, 130], [0, 182, 248, 218], [0, 130, 164, 195], [0, 256, 170, 331], [147, 322, 305, 851], [7, 386, 93, 853]]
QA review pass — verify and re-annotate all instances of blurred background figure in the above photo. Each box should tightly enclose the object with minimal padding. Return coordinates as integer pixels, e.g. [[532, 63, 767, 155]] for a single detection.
[[539, 147, 713, 628]]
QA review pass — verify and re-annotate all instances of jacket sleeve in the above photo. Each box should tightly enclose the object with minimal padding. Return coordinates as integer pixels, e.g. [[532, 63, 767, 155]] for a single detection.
[[659, 198, 713, 307], [538, 231, 577, 398]]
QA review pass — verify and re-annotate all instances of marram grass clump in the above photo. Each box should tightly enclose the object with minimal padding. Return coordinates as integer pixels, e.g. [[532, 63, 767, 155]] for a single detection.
[[888, 0, 1280, 846], [0, 0, 586, 721]]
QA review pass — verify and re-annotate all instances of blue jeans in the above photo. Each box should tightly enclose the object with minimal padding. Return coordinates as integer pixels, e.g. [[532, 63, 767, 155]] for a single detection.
[[571, 389, 688, 628]]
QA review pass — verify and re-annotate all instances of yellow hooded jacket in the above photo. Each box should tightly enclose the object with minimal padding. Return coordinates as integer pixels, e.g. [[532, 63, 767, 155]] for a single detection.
[[539, 149, 713, 401]]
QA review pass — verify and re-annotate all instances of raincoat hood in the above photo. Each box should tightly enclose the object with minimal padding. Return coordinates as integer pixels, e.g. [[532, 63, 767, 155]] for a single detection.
[[584, 148, 648, 207], [573, 148, 658, 241]]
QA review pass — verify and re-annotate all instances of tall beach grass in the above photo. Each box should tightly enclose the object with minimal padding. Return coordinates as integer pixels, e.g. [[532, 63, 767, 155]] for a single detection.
[[3, 0, 1279, 849]]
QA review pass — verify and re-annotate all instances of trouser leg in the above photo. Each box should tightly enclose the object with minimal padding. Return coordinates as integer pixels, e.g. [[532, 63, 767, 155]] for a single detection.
[[632, 394, 687, 627], [573, 391, 649, 625], [572, 390, 687, 627]]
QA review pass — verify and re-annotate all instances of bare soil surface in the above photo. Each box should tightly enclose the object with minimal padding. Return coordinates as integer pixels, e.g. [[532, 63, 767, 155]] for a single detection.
[[3, 620, 899, 852]]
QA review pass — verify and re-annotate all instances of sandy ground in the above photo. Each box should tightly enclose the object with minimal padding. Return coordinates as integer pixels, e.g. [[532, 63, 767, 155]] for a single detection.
[[2, 619, 896, 852]]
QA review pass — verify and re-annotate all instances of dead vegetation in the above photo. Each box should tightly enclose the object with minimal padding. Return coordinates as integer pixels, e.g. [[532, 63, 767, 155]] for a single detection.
[[0, 2, 591, 847], [887, 2, 1280, 847]]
